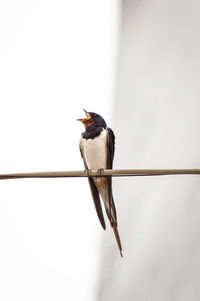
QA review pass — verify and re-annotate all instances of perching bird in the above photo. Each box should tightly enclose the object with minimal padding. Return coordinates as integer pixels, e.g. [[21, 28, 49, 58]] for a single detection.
[[78, 109, 122, 256]]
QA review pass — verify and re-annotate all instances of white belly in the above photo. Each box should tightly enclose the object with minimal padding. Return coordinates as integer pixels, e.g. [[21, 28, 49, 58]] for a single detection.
[[80, 129, 107, 170]]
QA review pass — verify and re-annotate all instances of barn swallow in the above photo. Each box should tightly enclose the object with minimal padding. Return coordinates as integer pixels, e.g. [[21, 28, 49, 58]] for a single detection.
[[78, 109, 122, 257]]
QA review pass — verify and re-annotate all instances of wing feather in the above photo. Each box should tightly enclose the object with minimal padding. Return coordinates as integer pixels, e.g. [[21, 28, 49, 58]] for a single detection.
[[106, 128, 117, 222], [106, 127, 115, 169]]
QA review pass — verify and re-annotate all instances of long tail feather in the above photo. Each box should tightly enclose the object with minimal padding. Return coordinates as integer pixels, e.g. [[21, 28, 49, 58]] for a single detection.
[[112, 225, 123, 257]]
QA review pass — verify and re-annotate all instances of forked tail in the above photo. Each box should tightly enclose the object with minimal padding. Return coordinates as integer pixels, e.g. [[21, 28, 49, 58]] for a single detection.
[[112, 224, 123, 257]]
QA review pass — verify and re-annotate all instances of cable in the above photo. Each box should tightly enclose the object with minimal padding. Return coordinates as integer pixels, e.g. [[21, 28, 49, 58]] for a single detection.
[[0, 169, 200, 180]]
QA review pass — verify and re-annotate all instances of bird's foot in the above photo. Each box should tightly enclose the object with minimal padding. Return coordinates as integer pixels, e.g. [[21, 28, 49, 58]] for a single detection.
[[84, 168, 92, 177], [97, 168, 104, 176]]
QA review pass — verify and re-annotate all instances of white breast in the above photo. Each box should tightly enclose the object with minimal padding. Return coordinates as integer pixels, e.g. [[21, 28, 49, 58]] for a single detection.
[[80, 129, 107, 170]]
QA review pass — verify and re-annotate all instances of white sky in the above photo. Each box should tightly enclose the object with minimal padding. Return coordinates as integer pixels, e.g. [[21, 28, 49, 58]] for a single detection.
[[0, 1, 119, 300]]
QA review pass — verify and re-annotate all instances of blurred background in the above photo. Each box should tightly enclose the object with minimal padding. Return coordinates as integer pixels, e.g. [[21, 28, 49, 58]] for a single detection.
[[1, 0, 200, 300], [0, 1, 119, 300]]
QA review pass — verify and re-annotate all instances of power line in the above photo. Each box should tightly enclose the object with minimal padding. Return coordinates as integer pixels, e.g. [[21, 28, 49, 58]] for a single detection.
[[0, 169, 200, 180]]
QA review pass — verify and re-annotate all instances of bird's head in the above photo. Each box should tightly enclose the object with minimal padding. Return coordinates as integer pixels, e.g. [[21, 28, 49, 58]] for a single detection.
[[77, 109, 107, 129]]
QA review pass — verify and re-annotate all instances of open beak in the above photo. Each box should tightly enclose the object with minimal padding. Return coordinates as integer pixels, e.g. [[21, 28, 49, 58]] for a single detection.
[[77, 109, 91, 122]]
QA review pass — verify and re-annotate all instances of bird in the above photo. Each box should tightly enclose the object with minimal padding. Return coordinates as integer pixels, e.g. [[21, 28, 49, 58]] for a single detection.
[[78, 109, 122, 257]]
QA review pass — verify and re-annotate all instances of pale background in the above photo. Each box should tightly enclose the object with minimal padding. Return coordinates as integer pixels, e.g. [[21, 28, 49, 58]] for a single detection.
[[0, 1, 119, 300], [1, 0, 200, 300], [99, 0, 200, 300]]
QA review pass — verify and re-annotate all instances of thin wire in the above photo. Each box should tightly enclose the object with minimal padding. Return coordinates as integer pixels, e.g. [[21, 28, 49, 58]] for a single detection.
[[0, 169, 200, 180]]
